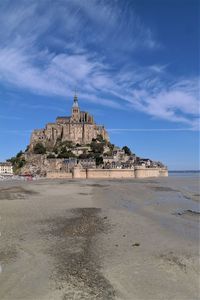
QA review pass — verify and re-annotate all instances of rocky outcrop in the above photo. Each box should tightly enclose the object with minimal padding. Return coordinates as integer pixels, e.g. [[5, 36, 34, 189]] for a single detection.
[[21, 154, 67, 176]]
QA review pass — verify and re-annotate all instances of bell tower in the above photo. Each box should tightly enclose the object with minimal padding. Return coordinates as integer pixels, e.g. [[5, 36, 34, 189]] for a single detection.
[[72, 92, 80, 122]]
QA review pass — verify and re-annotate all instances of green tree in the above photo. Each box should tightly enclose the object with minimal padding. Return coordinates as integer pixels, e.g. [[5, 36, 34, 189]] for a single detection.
[[52, 146, 58, 154], [96, 134, 104, 142], [18, 159, 26, 168], [122, 146, 132, 156], [57, 152, 69, 159], [7, 157, 17, 165], [57, 147, 69, 158], [61, 140, 74, 148], [57, 148, 76, 159], [33, 143, 46, 154], [78, 153, 88, 159], [67, 151, 76, 158], [79, 153, 93, 159], [47, 153, 56, 159], [107, 142, 115, 151], [95, 156, 103, 166], [7, 155, 26, 173], [16, 150, 23, 158], [103, 150, 113, 157], [90, 141, 104, 154], [25, 145, 30, 152]]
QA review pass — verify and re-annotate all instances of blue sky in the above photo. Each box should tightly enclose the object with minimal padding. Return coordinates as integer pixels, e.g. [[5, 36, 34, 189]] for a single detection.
[[0, 0, 199, 170]]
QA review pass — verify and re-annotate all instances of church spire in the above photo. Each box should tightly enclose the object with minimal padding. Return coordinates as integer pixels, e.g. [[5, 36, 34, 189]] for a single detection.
[[73, 89, 79, 108], [72, 90, 80, 122]]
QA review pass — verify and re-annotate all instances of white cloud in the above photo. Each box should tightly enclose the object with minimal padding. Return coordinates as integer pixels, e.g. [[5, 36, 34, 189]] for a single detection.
[[0, 0, 199, 130], [128, 77, 199, 128]]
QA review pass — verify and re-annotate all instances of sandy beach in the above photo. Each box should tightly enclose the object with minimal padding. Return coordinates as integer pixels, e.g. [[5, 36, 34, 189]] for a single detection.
[[0, 175, 199, 300]]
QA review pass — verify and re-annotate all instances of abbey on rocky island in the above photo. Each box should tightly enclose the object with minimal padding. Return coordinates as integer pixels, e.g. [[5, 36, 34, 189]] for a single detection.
[[8, 93, 168, 178], [30, 94, 109, 150]]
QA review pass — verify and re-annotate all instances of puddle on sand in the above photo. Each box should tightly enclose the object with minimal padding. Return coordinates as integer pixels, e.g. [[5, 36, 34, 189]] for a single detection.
[[78, 193, 92, 196], [191, 193, 200, 202], [145, 189, 199, 211], [150, 186, 179, 192], [41, 208, 115, 299], [86, 184, 110, 188], [173, 209, 200, 221], [193, 194, 200, 197]]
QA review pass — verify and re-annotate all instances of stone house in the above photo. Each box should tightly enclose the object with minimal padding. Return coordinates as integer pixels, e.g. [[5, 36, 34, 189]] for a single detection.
[[0, 162, 13, 174]]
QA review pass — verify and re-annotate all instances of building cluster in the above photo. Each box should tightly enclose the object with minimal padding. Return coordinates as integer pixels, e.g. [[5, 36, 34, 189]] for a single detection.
[[103, 147, 135, 169], [52, 146, 163, 172], [0, 162, 13, 175]]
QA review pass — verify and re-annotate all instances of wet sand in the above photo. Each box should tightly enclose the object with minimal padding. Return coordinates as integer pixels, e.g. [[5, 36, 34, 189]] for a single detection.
[[0, 176, 199, 299]]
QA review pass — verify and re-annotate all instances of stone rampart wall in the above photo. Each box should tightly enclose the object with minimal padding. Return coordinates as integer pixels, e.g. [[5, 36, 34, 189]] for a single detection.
[[72, 168, 87, 179], [134, 167, 168, 178], [46, 171, 72, 179], [45, 167, 168, 179], [159, 168, 168, 177], [86, 168, 135, 179]]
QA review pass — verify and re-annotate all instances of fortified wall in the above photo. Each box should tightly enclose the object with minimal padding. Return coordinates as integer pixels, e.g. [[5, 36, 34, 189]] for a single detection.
[[134, 166, 168, 178], [47, 167, 168, 179]]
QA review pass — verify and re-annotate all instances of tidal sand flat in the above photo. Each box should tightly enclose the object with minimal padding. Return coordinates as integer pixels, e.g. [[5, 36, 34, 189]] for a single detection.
[[0, 176, 199, 300]]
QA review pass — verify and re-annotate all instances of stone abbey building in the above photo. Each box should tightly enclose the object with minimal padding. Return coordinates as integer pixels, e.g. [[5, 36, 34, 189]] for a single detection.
[[30, 94, 109, 150]]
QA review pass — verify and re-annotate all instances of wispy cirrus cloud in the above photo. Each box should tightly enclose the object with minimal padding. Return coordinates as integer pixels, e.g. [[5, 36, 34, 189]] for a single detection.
[[130, 78, 199, 128], [0, 0, 199, 130]]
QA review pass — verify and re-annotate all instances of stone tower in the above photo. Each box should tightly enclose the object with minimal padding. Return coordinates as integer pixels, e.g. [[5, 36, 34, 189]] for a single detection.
[[72, 93, 80, 122]]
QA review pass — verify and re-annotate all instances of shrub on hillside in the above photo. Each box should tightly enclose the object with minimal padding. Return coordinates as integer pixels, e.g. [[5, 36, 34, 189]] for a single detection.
[[33, 143, 46, 154], [57, 148, 76, 159], [122, 146, 132, 156], [47, 153, 56, 159], [95, 156, 103, 166], [7, 155, 26, 173], [90, 141, 104, 154], [16, 150, 23, 158]]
